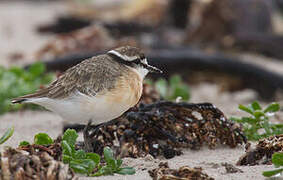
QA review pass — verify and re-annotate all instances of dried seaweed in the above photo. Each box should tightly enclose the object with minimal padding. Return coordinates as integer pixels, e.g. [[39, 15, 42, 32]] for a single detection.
[[84, 101, 246, 159], [221, 163, 243, 173], [237, 135, 283, 166], [148, 162, 214, 180], [0, 146, 76, 180]]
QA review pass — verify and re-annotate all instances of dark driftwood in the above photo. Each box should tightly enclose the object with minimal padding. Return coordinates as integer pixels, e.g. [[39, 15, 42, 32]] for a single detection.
[[37, 16, 91, 34], [234, 32, 283, 60], [37, 16, 153, 36], [25, 48, 283, 100]]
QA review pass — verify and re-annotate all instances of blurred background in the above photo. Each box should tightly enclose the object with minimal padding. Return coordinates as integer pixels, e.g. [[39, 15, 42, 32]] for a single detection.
[[2, 0, 283, 121]]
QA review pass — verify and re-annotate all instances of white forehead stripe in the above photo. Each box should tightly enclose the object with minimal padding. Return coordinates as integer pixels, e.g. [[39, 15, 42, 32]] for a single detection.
[[108, 50, 138, 61]]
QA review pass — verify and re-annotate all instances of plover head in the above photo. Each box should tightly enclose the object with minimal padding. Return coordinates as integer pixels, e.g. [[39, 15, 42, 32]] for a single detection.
[[107, 46, 162, 78]]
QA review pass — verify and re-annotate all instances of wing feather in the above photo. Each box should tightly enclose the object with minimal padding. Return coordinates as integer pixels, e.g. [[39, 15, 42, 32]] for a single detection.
[[12, 55, 125, 103]]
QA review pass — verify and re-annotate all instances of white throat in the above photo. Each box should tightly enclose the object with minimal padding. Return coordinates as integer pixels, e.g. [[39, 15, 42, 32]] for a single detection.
[[128, 66, 149, 80], [136, 66, 149, 79]]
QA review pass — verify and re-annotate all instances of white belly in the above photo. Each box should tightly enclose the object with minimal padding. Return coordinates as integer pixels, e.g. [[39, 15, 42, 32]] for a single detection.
[[29, 92, 135, 124]]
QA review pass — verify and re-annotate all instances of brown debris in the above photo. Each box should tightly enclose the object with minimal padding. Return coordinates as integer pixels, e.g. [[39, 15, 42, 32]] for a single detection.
[[221, 163, 243, 174], [85, 101, 246, 159], [148, 162, 214, 180], [35, 24, 139, 60], [237, 135, 283, 166], [0, 146, 76, 180], [70, 0, 168, 27], [186, 0, 272, 49], [138, 83, 161, 105], [237, 134, 283, 166], [18, 142, 62, 161]]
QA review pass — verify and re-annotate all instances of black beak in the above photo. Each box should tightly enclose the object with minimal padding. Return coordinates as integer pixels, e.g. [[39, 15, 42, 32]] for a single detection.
[[143, 63, 163, 73]]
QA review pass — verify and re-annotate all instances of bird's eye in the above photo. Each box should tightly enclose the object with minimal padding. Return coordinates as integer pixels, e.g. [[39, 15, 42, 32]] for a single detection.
[[132, 58, 141, 64]]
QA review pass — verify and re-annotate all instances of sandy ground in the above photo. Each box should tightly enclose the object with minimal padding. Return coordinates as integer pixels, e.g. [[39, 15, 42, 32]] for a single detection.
[[0, 1, 67, 67], [0, 110, 276, 180], [0, 86, 279, 180], [1, 1, 283, 180]]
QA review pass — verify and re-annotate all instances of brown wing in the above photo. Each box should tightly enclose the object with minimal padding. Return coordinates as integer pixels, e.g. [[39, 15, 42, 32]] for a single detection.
[[12, 55, 125, 103]]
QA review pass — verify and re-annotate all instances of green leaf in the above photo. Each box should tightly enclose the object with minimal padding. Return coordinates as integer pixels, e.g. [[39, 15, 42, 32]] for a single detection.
[[86, 153, 101, 165], [116, 159, 123, 169], [9, 67, 24, 77], [61, 140, 73, 156], [74, 149, 86, 159], [70, 162, 88, 174], [104, 147, 115, 164], [28, 62, 45, 77], [0, 63, 54, 115], [253, 110, 265, 119], [62, 129, 78, 148], [97, 166, 113, 176], [71, 159, 96, 174], [19, 141, 30, 146], [108, 159, 117, 170], [171, 85, 190, 101], [272, 153, 283, 167], [264, 103, 280, 113], [0, 127, 14, 145], [238, 104, 254, 115], [117, 167, 136, 175], [70, 159, 95, 174], [62, 154, 73, 164], [155, 79, 167, 98], [169, 75, 182, 87], [251, 101, 262, 111], [230, 117, 241, 122], [34, 133, 53, 145], [262, 168, 283, 177]]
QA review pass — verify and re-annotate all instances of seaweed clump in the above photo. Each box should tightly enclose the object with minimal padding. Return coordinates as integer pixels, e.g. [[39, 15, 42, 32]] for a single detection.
[[0, 144, 75, 180], [237, 134, 283, 166], [148, 162, 214, 180], [84, 101, 246, 159]]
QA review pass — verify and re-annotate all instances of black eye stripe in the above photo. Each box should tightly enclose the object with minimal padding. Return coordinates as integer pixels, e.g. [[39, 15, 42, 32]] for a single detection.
[[132, 58, 141, 64]]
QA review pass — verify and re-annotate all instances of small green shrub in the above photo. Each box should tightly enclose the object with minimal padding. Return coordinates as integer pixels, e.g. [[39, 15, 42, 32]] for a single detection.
[[231, 101, 282, 141], [263, 153, 283, 177], [18, 129, 135, 176], [61, 129, 135, 176], [153, 75, 190, 101], [0, 62, 54, 114]]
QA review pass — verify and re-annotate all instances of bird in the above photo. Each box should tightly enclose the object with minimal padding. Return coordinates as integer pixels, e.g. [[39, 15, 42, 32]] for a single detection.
[[12, 46, 162, 126]]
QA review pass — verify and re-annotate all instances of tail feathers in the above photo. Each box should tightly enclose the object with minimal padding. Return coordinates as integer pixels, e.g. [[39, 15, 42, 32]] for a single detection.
[[11, 98, 28, 104], [12, 90, 48, 104]]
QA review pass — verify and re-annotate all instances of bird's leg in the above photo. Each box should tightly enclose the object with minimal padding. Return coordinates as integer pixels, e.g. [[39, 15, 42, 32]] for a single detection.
[[83, 119, 117, 152], [83, 120, 94, 152], [63, 123, 98, 133], [62, 123, 86, 132], [88, 119, 117, 138]]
